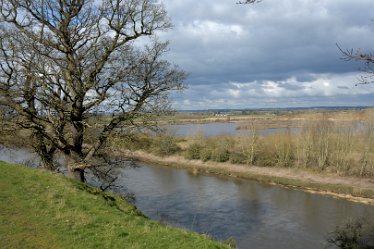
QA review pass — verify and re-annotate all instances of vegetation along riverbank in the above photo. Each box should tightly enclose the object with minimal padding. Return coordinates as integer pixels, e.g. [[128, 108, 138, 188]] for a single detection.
[[0, 162, 232, 249], [115, 149, 374, 205], [107, 110, 374, 204]]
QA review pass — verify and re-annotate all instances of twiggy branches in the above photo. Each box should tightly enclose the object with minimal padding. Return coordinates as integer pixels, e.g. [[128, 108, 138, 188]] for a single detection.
[[0, 0, 185, 181]]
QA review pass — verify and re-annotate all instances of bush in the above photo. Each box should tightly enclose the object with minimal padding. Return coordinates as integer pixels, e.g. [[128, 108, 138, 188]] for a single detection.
[[185, 143, 203, 160], [229, 151, 247, 164], [274, 135, 293, 167], [211, 147, 230, 162], [254, 139, 277, 167], [327, 219, 374, 249], [110, 132, 152, 151], [200, 148, 212, 162], [151, 135, 180, 157]]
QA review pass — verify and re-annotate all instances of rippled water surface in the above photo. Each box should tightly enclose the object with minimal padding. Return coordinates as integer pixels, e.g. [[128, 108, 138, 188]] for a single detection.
[[102, 162, 374, 249]]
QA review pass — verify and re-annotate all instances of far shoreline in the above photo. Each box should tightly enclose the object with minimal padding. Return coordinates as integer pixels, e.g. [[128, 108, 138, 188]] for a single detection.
[[116, 149, 374, 206]]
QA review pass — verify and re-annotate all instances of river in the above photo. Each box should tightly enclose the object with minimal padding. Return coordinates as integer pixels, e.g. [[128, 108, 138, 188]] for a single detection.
[[1, 146, 373, 249], [161, 122, 300, 137]]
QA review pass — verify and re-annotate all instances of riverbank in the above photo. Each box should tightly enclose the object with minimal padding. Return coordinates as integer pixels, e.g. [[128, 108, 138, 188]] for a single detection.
[[0, 162, 232, 249], [118, 149, 374, 205]]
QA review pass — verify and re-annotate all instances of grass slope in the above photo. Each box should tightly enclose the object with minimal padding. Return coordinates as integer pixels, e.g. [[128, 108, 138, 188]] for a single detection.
[[0, 162, 231, 249]]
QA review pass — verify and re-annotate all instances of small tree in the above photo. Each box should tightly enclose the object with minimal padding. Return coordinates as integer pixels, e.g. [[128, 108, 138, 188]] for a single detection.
[[0, 0, 186, 181]]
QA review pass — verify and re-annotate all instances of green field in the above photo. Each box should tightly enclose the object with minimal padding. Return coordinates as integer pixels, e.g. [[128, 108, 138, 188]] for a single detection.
[[0, 162, 231, 249]]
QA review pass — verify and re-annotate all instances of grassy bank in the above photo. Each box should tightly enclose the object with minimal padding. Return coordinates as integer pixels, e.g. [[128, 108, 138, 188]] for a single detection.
[[0, 162, 232, 249]]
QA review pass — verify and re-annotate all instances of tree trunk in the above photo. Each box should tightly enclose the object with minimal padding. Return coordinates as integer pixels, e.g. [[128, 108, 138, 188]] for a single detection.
[[40, 153, 56, 171], [68, 168, 85, 182], [34, 130, 57, 171], [66, 153, 86, 182]]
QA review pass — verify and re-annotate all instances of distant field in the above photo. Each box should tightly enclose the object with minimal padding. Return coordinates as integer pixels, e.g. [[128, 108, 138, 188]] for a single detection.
[[0, 162, 231, 249], [144, 108, 373, 125], [78, 107, 373, 127]]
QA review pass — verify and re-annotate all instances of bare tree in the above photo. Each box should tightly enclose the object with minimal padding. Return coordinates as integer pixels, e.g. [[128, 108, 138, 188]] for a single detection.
[[0, 0, 186, 182], [337, 44, 374, 85]]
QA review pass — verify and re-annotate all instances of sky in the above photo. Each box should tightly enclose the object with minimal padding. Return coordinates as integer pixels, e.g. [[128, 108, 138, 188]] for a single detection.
[[156, 0, 374, 110]]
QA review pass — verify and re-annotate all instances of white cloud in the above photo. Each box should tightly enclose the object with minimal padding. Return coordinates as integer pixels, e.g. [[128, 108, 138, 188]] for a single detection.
[[172, 72, 374, 110], [227, 89, 241, 98], [186, 21, 244, 39]]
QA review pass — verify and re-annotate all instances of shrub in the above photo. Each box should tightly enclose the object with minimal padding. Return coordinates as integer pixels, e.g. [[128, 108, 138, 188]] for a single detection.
[[200, 148, 212, 162], [327, 219, 374, 249], [211, 147, 230, 162], [110, 132, 152, 151], [185, 143, 203, 160], [229, 151, 247, 164], [301, 115, 333, 170], [273, 133, 294, 167], [151, 135, 180, 157], [254, 139, 277, 167]]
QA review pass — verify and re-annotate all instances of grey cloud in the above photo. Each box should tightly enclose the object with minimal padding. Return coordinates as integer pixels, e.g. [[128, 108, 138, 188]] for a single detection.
[[279, 83, 305, 91], [295, 74, 317, 83], [337, 86, 350, 90], [160, 0, 374, 109]]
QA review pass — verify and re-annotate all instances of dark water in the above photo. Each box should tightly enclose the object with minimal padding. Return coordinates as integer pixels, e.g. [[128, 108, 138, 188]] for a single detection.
[[163, 122, 300, 137], [1, 146, 374, 249], [91, 162, 374, 249]]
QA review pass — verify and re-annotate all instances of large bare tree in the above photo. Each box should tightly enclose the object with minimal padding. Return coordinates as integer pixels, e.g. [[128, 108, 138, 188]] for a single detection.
[[0, 0, 186, 181]]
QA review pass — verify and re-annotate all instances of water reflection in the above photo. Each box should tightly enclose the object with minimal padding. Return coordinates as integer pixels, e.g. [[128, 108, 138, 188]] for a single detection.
[[110, 162, 374, 249]]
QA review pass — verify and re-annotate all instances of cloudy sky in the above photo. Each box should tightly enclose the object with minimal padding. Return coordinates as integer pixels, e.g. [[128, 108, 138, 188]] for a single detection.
[[155, 0, 374, 110]]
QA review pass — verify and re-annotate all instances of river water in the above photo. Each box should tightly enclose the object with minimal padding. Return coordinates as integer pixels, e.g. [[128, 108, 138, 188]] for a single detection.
[[96, 163, 374, 249], [162, 122, 300, 137], [1, 146, 374, 249]]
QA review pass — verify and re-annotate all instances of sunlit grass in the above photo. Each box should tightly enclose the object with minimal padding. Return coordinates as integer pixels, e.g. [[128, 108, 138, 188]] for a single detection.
[[0, 162, 232, 249]]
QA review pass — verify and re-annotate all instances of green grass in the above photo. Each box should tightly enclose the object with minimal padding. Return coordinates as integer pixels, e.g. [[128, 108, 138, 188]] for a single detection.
[[0, 162, 232, 249]]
